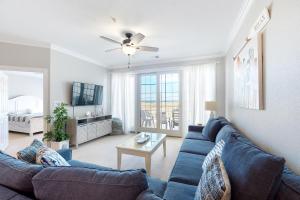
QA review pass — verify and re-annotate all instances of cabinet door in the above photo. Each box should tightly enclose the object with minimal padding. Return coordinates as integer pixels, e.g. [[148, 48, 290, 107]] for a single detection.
[[87, 123, 97, 140], [77, 125, 88, 144], [96, 121, 104, 137], [105, 119, 112, 134]]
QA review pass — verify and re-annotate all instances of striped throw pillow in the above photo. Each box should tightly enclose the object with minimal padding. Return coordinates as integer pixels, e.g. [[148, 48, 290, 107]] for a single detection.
[[36, 147, 70, 167], [17, 139, 45, 163], [195, 155, 231, 200], [202, 140, 225, 171]]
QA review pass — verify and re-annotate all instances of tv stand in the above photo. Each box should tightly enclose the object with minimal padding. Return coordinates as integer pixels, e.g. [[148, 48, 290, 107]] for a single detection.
[[67, 115, 112, 148]]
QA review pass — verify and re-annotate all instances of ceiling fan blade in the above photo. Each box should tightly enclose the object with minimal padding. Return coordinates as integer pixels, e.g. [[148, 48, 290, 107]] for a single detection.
[[130, 33, 145, 45], [137, 46, 159, 52], [100, 36, 122, 45], [105, 48, 122, 52]]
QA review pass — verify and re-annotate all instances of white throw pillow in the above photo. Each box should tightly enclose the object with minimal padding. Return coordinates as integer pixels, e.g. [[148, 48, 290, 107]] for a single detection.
[[195, 155, 231, 200], [36, 147, 70, 167], [202, 139, 225, 171]]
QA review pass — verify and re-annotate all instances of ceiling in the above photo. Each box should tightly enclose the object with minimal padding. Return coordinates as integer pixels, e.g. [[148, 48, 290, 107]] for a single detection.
[[0, 0, 247, 68]]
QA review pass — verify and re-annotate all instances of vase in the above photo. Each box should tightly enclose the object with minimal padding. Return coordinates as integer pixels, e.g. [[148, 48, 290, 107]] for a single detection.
[[50, 140, 69, 151]]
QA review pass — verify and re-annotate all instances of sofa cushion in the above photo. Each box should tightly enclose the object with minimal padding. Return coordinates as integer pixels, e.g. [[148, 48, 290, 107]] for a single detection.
[[202, 118, 224, 142], [68, 159, 113, 170], [136, 190, 163, 200], [147, 176, 167, 198], [186, 131, 209, 141], [0, 185, 33, 200], [215, 125, 240, 143], [17, 139, 44, 163], [56, 148, 72, 161], [32, 167, 148, 200], [163, 181, 197, 200], [0, 152, 43, 195], [180, 139, 215, 155], [222, 135, 285, 200], [169, 152, 205, 185], [276, 167, 300, 200]]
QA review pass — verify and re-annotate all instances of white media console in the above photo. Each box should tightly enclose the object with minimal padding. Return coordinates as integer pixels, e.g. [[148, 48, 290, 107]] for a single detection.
[[67, 115, 112, 148]]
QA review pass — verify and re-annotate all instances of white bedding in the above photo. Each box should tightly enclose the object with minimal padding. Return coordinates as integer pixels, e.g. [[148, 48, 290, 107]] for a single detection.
[[8, 96, 44, 136]]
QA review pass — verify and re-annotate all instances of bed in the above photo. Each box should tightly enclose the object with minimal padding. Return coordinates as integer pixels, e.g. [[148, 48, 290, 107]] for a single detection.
[[8, 96, 44, 136]]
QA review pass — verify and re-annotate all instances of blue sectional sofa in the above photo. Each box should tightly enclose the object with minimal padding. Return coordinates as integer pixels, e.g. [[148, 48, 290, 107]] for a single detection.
[[163, 117, 300, 200], [0, 117, 300, 200]]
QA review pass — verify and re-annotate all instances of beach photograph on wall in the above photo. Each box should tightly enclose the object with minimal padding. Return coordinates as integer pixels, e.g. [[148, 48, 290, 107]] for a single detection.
[[234, 33, 263, 110]]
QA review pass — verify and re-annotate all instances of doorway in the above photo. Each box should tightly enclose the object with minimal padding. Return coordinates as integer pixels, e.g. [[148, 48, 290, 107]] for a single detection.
[[137, 72, 182, 137]]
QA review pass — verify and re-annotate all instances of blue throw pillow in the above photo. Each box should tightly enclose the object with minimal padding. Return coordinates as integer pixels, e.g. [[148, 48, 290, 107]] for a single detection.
[[202, 118, 224, 142], [221, 135, 285, 200], [32, 167, 148, 200], [17, 139, 44, 163]]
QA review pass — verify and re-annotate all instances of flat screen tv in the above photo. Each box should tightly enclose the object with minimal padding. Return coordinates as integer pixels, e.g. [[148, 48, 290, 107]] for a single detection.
[[71, 82, 103, 106]]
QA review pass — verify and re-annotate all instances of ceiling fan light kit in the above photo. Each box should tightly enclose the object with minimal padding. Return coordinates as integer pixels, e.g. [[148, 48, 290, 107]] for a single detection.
[[100, 32, 159, 68], [122, 45, 137, 55]]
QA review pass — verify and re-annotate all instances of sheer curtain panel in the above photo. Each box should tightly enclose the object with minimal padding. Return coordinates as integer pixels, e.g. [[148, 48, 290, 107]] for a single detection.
[[182, 63, 216, 133], [111, 72, 136, 133]]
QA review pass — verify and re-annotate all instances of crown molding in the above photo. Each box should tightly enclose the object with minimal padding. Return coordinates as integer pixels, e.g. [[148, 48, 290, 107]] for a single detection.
[[50, 44, 107, 68], [225, 0, 254, 53], [0, 39, 50, 48], [110, 53, 225, 72]]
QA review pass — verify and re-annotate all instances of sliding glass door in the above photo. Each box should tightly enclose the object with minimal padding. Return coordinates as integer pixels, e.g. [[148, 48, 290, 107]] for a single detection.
[[137, 72, 181, 136]]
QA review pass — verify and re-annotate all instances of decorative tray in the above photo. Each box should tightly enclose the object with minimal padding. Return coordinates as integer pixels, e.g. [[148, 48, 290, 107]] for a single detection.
[[135, 134, 150, 144]]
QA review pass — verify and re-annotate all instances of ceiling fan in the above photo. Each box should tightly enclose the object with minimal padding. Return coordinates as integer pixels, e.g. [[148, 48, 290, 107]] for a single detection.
[[100, 32, 159, 56]]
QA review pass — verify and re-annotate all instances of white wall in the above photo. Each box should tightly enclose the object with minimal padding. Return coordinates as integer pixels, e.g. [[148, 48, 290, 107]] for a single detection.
[[225, 0, 300, 174], [0, 42, 50, 116], [50, 50, 111, 117], [2, 72, 43, 100]]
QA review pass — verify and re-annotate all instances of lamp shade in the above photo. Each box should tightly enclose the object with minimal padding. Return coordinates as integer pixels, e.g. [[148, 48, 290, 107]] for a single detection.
[[205, 101, 217, 111]]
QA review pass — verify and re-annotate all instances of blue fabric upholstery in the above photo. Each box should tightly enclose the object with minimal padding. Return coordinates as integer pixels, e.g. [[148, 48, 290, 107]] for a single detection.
[[180, 139, 214, 155], [215, 125, 240, 143], [0, 152, 43, 195], [185, 131, 209, 141], [163, 181, 197, 200], [202, 118, 224, 142], [276, 167, 300, 200], [136, 190, 163, 200], [169, 152, 205, 185], [222, 135, 285, 200], [0, 185, 33, 200], [56, 148, 72, 161], [69, 159, 166, 198], [188, 125, 204, 132], [68, 159, 113, 170], [147, 176, 167, 198], [32, 167, 148, 200]]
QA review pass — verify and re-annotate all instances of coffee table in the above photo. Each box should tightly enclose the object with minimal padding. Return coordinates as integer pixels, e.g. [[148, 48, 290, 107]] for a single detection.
[[116, 132, 167, 175]]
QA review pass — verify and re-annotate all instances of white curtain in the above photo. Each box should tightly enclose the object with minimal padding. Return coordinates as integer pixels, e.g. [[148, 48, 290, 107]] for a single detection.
[[111, 72, 135, 133], [0, 72, 8, 150], [182, 63, 216, 133]]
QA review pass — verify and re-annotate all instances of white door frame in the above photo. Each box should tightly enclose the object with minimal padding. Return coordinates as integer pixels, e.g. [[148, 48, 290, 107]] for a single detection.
[[0, 65, 49, 133], [136, 71, 183, 137]]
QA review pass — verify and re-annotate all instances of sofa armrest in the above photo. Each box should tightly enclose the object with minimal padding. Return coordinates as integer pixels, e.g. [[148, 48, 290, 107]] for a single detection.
[[188, 125, 204, 132], [56, 149, 72, 161]]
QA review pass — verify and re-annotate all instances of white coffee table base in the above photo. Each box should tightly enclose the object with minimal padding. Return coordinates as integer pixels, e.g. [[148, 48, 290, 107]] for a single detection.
[[117, 136, 166, 176]]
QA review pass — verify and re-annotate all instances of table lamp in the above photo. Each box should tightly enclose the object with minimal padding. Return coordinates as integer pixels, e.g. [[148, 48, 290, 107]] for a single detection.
[[205, 101, 217, 119]]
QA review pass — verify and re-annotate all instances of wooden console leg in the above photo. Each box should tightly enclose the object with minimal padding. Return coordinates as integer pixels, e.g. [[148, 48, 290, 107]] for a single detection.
[[117, 150, 122, 170]]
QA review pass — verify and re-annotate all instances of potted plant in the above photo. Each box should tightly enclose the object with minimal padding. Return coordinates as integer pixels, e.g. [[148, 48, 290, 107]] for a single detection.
[[43, 103, 70, 150]]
